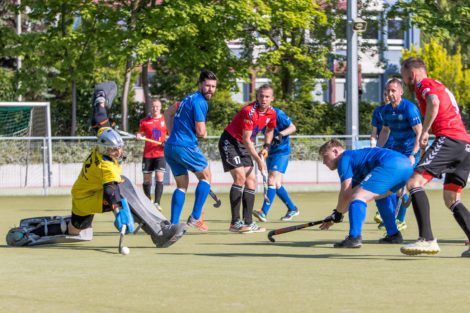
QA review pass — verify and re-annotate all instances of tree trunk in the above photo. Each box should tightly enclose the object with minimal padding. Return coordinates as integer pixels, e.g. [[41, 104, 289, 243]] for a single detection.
[[71, 79, 76, 136], [121, 58, 134, 131], [142, 60, 152, 115]]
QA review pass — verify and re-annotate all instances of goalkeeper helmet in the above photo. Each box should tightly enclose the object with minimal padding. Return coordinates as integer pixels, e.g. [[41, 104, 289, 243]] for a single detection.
[[96, 128, 124, 161]]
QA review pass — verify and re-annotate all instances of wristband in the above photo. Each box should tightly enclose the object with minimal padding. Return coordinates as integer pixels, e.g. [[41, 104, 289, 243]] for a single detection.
[[410, 152, 417, 157]]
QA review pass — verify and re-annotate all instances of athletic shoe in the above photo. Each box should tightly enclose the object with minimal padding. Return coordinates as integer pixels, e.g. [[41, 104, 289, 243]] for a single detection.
[[154, 203, 163, 212], [244, 222, 266, 233], [462, 247, 470, 257], [400, 238, 440, 255], [396, 220, 407, 231], [334, 235, 362, 248], [252, 210, 267, 222], [374, 211, 383, 223], [187, 216, 208, 232], [378, 219, 407, 231], [378, 231, 403, 244], [280, 208, 299, 221], [229, 220, 251, 233]]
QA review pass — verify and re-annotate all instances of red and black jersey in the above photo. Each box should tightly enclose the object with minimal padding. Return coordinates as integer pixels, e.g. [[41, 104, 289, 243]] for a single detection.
[[224, 101, 277, 143], [416, 78, 470, 143], [139, 116, 167, 158]]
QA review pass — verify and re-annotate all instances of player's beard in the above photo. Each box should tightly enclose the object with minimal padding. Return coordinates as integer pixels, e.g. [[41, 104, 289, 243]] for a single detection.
[[202, 90, 213, 100]]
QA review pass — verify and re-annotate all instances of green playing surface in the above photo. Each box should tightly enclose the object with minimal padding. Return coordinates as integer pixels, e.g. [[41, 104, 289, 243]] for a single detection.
[[1, 190, 469, 313]]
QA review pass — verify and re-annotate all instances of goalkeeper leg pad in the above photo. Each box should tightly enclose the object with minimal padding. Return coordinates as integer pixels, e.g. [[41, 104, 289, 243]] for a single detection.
[[119, 176, 188, 248], [6, 216, 92, 246]]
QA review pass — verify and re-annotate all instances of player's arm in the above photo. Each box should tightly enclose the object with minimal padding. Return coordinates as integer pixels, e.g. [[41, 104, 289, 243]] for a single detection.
[[320, 178, 352, 230], [409, 123, 423, 165], [136, 122, 144, 141], [420, 94, 439, 148], [273, 122, 296, 144], [377, 126, 390, 148], [195, 121, 207, 139], [164, 103, 177, 135], [370, 126, 378, 147], [242, 129, 267, 173]]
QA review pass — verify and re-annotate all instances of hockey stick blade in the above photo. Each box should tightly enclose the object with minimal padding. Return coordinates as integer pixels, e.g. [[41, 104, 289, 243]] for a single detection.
[[209, 190, 221, 208], [267, 218, 331, 243]]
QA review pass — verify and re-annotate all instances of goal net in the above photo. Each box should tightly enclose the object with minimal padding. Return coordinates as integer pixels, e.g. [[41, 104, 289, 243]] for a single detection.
[[0, 102, 52, 194]]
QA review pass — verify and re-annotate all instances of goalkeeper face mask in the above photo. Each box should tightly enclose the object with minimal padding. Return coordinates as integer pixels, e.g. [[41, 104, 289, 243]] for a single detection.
[[97, 128, 125, 163]]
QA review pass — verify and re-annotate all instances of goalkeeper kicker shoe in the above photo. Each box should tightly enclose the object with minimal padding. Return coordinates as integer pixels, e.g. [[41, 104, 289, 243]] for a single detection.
[[252, 210, 267, 222], [281, 208, 299, 221], [334, 235, 362, 248], [153, 223, 188, 248], [378, 231, 403, 244], [400, 238, 440, 255], [6, 227, 31, 246]]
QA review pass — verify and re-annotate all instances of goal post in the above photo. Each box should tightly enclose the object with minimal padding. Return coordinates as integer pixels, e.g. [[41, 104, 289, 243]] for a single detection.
[[0, 102, 52, 195]]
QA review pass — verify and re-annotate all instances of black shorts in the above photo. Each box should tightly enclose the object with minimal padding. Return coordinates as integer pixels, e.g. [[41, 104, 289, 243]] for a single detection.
[[71, 213, 94, 230], [218, 130, 253, 172], [416, 136, 470, 187], [142, 157, 166, 173]]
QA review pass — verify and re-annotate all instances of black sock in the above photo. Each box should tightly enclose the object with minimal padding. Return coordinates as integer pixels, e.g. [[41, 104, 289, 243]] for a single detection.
[[450, 201, 470, 240], [242, 188, 255, 225], [410, 187, 434, 240], [31, 223, 67, 236], [154, 181, 164, 204], [230, 184, 243, 224], [143, 182, 151, 200]]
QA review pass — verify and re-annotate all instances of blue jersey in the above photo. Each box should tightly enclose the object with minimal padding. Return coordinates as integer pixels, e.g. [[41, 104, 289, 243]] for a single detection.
[[371, 105, 393, 148], [263, 108, 292, 156], [166, 91, 208, 148], [382, 99, 421, 156], [338, 148, 407, 188]]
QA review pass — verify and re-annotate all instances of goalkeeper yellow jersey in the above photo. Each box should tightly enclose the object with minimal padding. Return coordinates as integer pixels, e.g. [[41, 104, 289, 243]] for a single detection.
[[71, 147, 122, 216]]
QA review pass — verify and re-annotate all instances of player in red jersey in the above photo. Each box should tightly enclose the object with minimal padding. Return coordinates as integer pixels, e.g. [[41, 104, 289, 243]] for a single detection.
[[137, 98, 167, 211], [400, 57, 470, 257], [218, 84, 277, 233]]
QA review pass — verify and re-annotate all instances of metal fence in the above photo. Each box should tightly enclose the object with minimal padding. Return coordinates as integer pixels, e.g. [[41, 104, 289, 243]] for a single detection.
[[0, 134, 371, 195]]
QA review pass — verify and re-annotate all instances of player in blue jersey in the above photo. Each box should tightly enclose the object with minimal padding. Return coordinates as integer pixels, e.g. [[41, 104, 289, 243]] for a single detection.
[[252, 107, 298, 222], [318, 139, 413, 248], [377, 78, 422, 230], [163, 70, 217, 231]]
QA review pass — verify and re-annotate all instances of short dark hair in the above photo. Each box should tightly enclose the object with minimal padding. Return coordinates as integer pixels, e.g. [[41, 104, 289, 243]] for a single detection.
[[318, 139, 343, 155], [385, 77, 403, 89], [256, 84, 274, 95], [198, 69, 218, 84], [401, 57, 427, 73]]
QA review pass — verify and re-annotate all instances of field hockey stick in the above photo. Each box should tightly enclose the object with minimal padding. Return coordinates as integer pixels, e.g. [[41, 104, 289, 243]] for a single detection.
[[267, 217, 333, 243], [402, 147, 427, 209], [394, 188, 405, 218], [260, 155, 270, 205], [209, 189, 221, 208], [117, 130, 163, 145], [119, 224, 127, 253]]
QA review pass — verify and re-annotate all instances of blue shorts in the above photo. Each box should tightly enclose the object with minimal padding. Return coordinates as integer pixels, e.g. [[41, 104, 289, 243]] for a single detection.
[[164, 144, 208, 176], [360, 155, 413, 195], [266, 154, 290, 174]]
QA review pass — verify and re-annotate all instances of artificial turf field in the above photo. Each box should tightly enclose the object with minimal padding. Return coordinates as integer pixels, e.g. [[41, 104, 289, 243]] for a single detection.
[[1, 189, 469, 313]]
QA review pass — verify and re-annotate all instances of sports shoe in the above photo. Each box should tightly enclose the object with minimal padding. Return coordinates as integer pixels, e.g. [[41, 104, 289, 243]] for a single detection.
[[252, 210, 267, 222], [244, 222, 266, 233], [153, 223, 188, 248], [400, 238, 440, 255], [280, 208, 299, 221], [374, 211, 383, 223], [378, 219, 407, 231], [378, 231, 403, 244], [187, 216, 208, 231], [229, 220, 251, 233], [462, 247, 470, 257], [334, 235, 362, 248], [154, 203, 163, 212]]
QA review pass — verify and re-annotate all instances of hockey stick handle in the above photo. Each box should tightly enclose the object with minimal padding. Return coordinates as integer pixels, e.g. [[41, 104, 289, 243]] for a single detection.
[[267, 218, 331, 242], [117, 130, 163, 145], [119, 224, 127, 253]]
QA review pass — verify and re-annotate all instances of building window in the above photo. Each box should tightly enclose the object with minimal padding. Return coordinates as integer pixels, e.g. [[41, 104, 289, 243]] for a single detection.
[[388, 20, 404, 40], [361, 77, 380, 103]]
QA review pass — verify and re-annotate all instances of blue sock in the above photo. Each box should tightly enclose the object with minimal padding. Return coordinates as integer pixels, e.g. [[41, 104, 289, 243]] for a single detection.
[[397, 193, 408, 222], [261, 186, 277, 215], [349, 199, 367, 237], [376, 195, 399, 236], [170, 189, 185, 224], [276, 185, 296, 211], [192, 180, 210, 219]]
